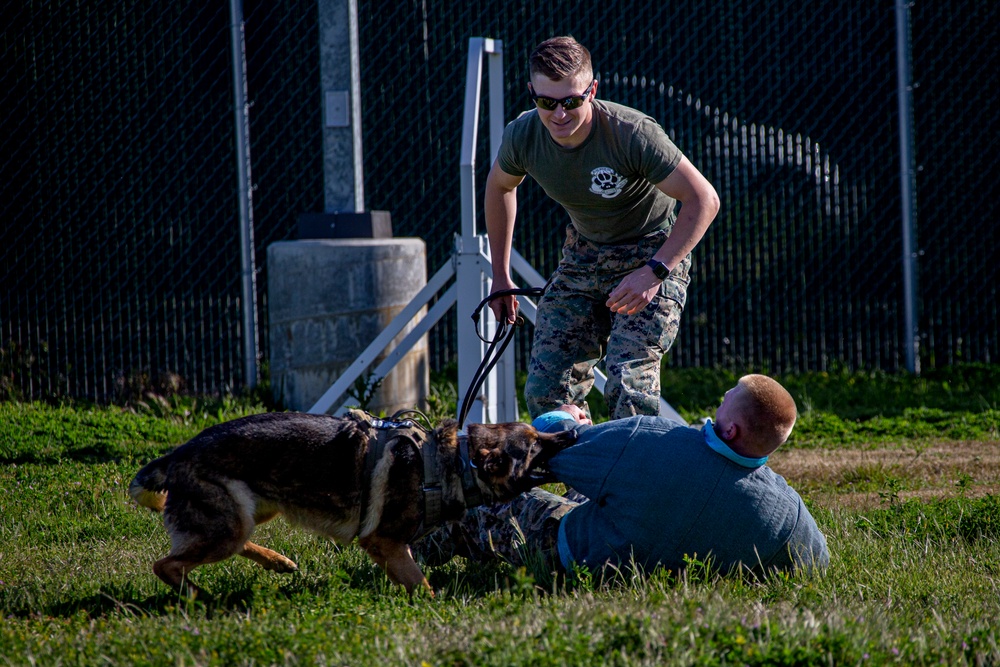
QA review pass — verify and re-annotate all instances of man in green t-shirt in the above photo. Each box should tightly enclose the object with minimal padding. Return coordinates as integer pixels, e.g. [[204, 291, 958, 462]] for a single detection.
[[486, 36, 720, 420]]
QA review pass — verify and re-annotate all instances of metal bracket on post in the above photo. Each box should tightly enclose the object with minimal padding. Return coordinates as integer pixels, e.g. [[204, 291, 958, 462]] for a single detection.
[[229, 0, 259, 389]]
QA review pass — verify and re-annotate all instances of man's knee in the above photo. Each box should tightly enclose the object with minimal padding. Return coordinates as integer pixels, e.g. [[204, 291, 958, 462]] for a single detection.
[[525, 369, 597, 419], [604, 371, 661, 418]]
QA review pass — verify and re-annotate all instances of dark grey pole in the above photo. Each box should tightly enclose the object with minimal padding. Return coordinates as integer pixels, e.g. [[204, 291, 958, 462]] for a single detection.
[[229, 0, 260, 388], [319, 0, 364, 212], [896, 0, 919, 373]]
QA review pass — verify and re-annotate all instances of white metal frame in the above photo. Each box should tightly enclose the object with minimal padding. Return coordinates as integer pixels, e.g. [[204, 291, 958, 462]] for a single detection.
[[308, 37, 686, 425]]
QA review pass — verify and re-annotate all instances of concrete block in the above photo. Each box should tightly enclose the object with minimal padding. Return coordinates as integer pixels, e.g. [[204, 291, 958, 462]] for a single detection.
[[267, 238, 429, 414]]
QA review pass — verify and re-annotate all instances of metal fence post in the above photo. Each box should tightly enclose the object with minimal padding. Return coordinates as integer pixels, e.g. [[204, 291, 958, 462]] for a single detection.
[[896, 0, 919, 374], [229, 0, 260, 388]]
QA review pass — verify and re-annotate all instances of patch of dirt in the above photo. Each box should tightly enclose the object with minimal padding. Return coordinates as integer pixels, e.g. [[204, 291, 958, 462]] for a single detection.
[[768, 439, 1000, 510]]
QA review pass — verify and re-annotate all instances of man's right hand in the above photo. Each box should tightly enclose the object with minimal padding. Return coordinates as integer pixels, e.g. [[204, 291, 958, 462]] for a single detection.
[[489, 276, 520, 324]]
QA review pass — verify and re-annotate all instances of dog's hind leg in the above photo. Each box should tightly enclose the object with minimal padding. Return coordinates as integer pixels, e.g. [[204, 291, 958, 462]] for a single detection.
[[239, 541, 298, 573], [153, 554, 210, 599], [153, 479, 256, 597], [358, 534, 433, 597], [153, 526, 254, 599]]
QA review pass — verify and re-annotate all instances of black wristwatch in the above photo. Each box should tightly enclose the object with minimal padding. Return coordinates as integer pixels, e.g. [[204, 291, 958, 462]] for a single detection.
[[645, 259, 670, 281]]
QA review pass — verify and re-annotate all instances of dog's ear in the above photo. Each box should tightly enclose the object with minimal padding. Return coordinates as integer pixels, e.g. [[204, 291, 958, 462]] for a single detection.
[[537, 428, 579, 451], [434, 419, 459, 443], [479, 448, 511, 477]]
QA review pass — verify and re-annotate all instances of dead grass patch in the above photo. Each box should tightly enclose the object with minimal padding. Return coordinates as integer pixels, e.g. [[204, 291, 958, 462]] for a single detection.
[[769, 439, 1000, 510]]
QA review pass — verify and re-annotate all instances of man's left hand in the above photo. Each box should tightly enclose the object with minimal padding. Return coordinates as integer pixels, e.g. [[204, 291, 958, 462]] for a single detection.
[[606, 266, 661, 315]]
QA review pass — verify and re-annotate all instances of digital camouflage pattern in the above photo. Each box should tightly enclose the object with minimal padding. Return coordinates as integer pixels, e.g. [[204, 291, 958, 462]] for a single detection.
[[525, 225, 689, 420], [412, 488, 581, 571]]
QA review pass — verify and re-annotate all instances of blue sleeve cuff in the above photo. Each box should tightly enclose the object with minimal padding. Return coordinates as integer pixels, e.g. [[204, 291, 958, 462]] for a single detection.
[[531, 411, 577, 433]]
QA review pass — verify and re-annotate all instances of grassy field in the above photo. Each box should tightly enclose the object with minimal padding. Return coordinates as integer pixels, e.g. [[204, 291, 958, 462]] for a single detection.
[[1, 365, 998, 666]]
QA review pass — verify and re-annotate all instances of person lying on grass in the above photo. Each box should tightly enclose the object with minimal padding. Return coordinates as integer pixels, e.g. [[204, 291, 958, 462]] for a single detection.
[[415, 374, 829, 579]]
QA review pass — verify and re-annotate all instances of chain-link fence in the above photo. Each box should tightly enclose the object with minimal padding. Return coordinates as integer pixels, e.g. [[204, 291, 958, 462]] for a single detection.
[[359, 0, 998, 375], [1, 0, 996, 401], [0, 0, 321, 400]]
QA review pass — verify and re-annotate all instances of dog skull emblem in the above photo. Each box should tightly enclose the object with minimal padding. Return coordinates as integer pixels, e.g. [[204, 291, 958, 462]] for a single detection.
[[589, 167, 627, 198]]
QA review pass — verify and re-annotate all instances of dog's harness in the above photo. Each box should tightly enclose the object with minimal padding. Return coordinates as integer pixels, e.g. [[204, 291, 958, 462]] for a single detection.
[[351, 411, 483, 538]]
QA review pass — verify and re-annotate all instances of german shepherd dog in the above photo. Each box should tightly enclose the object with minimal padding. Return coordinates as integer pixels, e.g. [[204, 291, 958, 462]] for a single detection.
[[129, 411, 576, 598]]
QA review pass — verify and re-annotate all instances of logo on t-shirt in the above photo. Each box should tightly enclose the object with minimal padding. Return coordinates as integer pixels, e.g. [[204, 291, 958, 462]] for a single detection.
[[589, 167, 628, 199]]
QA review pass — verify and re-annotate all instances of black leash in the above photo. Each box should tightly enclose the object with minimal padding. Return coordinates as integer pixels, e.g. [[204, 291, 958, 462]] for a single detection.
[[457, 287, 545, 429]]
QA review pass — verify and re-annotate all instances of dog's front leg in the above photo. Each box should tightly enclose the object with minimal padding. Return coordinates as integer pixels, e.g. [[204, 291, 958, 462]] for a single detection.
[[358, 535, 433, 598], [240, 541, 299, 573]]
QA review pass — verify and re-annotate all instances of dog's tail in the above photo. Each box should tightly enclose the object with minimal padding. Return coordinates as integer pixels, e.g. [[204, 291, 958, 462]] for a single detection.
[[129, 455, 171, 512]]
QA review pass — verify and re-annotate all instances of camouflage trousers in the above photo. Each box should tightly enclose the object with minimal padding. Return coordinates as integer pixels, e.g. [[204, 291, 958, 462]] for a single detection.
[[412, 489, 583, 572], [525, 225, 690, 420]]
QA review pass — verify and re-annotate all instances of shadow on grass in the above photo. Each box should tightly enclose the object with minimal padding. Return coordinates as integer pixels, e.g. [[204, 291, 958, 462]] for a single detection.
[[1, 441, 170, 466], [4, 584, 269, 620]]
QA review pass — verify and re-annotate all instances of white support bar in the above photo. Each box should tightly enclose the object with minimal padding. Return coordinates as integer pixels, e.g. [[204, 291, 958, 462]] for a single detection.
[[456, 39, 488, 425], [459, 40, 484, 239], [483, 40, 516, 422], [510, 249, 547, 288], [456, 37, 513, 425], [486, 39, 504, 164], [515, 295, 538, 322], [307, 259, 455, 414]]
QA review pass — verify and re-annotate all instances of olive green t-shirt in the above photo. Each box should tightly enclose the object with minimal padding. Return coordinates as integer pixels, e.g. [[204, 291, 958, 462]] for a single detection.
[[497, 99, 684, 244]]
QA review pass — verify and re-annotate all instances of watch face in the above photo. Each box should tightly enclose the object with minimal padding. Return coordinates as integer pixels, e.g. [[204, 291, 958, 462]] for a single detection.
[[648, 260, 669, 279]]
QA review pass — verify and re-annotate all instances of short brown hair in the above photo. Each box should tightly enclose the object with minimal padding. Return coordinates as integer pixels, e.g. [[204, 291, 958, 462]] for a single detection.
[[735, 374, 797, 453], [529, 36, 593, 81]]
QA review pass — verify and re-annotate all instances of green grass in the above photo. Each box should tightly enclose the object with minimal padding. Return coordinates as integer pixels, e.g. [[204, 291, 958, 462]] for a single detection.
[[659, 364, 1000, 446], [1, 366, 998, 666]]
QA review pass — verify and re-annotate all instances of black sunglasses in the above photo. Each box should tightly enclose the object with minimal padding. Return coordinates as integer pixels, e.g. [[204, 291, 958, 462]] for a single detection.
[[528, 80, 596, 111]]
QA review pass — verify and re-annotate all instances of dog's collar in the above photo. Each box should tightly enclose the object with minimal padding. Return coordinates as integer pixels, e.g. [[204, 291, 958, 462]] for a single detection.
[[358, 423, 392, 532], [419, 432, 482, 530], [367, 416, 418, 430]]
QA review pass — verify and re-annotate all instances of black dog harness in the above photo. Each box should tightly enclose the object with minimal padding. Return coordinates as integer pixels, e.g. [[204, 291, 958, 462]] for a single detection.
[[352, 411, 483, 538]]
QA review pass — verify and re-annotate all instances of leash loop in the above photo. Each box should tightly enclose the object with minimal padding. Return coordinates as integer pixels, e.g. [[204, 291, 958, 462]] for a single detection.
[[458, 287, 545, 428]]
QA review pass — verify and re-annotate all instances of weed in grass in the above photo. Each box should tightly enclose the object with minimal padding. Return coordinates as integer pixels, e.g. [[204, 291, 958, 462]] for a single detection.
[[857, 494, 1000, 543]]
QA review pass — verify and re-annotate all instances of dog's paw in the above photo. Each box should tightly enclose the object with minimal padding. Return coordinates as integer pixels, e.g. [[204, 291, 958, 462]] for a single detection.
[[269, 556, 298, 573]]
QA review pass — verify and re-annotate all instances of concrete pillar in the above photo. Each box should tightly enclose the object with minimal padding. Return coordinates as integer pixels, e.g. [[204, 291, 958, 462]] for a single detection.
[[267, 239, 429, 414], [318, 0, 363, 213]]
